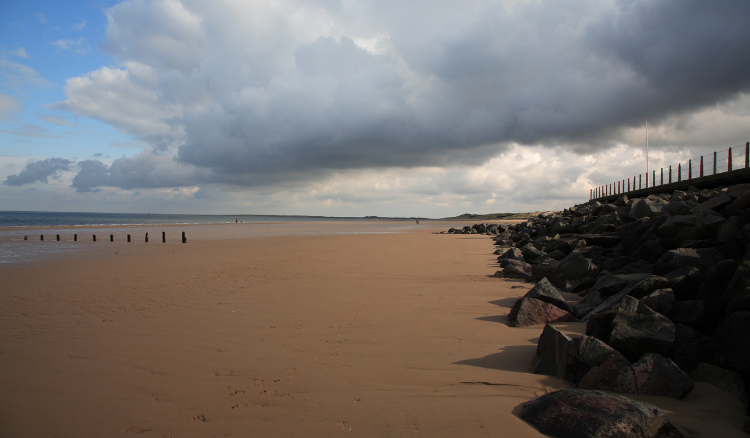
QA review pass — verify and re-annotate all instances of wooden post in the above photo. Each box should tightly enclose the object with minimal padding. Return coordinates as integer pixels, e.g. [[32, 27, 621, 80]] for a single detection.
[[660, 168, 663, 185], [162, 231, 166, 243], [669, 166, 672, 183], [646, 172, 648, 188], [40, 235, 44, 241], [746, 142, 749, 168], [145, 233, 149, 243], [110, 234, 113, 242], [74, 234, 77, 241], [127, 234, 131, 242], [700, 156, 704, 177], [182, 231, 186, 243], [24, 236, 27, 240], [56, 234, 60, 241], [714, 151, 717, 174], [628, 178, 630, 192], [639, 175, 642, 189], [689, 160, 692, 179], [617, 181, 620, 194], [729, 147, 733, 171], [653, 170, 655, 186], [678, 164, 681, 182], [93, 235, 96, 242]]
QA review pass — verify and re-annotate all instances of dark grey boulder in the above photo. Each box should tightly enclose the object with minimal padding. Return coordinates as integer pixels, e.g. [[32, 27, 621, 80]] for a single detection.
[[577, 335, 627, 369], [495, 259, 533, 281], [553, 252, 600, 287], [654, 247, 726, 275], [717, 216, 744, 243], [640, 288, 675, 316], [664, 266, 703, 301], [584, 275, 671, 321], [608, 303, 676, 362], [720, 263, 750, 317], [668, 324, 711, 373], [545, 239, 571, 255], [632, 353, 695, 399], [512, 277, 573, 314], [712, 311, 750, 379], [521, 243, 545, 264], [518, 389, 688, 438], [579, 355, 637, 394], [724, 191, 750, 216], [586, 309, 618, 343], [546, 249, 567, 260], [691, 193, 732, 214], [668, 200, 698, 217], [658, 215, 696, 239], [691, 363, 749, 414], [591, 272, 650, 298], [630, 196, 669, 219], [532, 324, 586, 383], [580, 234, 623, 248], [499, 247, 524, 261], [575, 290, 603, 318], [668, 301, 705, 327], [695, 209, 726, 231]]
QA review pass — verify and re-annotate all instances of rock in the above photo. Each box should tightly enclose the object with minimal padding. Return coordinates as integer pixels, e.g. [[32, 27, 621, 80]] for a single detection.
[[633, 238, 677, 264], [553, 252, 600, 288], [695, 209, 726, 231], [658, 215, 697, 239], [518, 389, 688, 438], [510, 297, 575, 327], [632, 353, 694, 399], [499, 247, 524, 261], [668, 324, 712, 372], [532, 324, 585, 382], [668, 300, 705, 327], [690, 363, 749, 414], [579, 355, 638, 394], [721, 263, 750, 317], [663, 266, 703, 301], [654, 248, 726, 275], [591, 272, 651, 298], [696, 260, 738, 303], [577, 335, 627, 369], [521, 244, 545, 264], [616, 259, 655, 275], [608, 303, 676, 362], [496, 259, 533, 281], [583, 275, 670, 322], [724, 191, 750, 216], [511, 277, 574, 314], [580, 234, 623, 248], [586, 310, 617, 342], [717, 216, 744, 242], [545, 239, 571, 255], [691, 193, 732, 214], [640, 289, 675, 316], [546, 249, 567, 260], [575, 290, 603, 318], [630, 196, 669, 219], [712, 311, 750, 379], [668, 200, 698, 217]]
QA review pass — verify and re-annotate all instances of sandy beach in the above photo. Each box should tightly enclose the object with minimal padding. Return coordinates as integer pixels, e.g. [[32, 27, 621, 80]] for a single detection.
[[0, 223, 746, 437]]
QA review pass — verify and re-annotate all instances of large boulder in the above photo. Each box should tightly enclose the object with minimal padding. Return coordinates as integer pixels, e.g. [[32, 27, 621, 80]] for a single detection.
[[691, 193, 732, 214], [521, 243, 545, 264], [580, 353, 693, 399], [608, 300, 676, 362], [510, 277, 573, 314], [591, 272, 651, 298], [668, 301, 705, 328], [690, 363, 750, 414], [640, 288, 675, 316], [663, 266, 703, 301], [494, 259, 533, 281], [712, 311, 750, 380], [667, 324, 711, 372], [658, 215, 697, 239], [695, 209, 726, 231], [518, 389, 688, 438], [654, 248, 726, 275], [584, 275, 670, 321], [510, 297, 575, 327], [499, 247, 524, 261], [532, 324, 586, 383], [630, 196, 669, 219], [553, 252, 600, 289]]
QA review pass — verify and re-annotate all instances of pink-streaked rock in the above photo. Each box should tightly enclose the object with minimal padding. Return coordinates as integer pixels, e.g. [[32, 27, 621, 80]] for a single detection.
[[511, 297, 575, 327]]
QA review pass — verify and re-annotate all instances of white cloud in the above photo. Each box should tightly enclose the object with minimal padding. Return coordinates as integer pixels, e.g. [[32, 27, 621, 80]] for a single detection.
[[72, 19, 87, 31], [39, 114, 74, 126], [43, 0, 750, 214], [0, 59, 53, 89], [0, 94, 20, 119], [35, 13, 48, 25], [10, 47, 30, 59], [49, 37, 88, 53]]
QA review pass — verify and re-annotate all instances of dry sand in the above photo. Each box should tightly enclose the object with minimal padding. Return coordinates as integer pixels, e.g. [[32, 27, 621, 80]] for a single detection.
[[0, 223, 746, 437]]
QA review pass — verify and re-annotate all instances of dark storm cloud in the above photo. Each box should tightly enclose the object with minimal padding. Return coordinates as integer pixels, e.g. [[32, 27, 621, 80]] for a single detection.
[[4, 158, 73, 186], [64, 0, 750, 190]]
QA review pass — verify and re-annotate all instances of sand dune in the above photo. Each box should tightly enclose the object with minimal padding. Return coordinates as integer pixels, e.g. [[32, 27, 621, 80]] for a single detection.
[[0, 224, 745, 437]]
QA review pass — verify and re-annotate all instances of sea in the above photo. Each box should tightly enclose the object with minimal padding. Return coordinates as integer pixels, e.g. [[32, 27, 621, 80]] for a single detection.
[[0, 211, 449, 265]]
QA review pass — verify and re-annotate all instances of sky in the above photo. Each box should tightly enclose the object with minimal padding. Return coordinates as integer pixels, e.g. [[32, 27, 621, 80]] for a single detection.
[[1, 0, 749, 217]]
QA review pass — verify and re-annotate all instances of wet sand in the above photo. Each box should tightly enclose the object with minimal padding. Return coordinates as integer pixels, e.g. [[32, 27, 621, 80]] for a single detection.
[[0, 224, 746, 437]]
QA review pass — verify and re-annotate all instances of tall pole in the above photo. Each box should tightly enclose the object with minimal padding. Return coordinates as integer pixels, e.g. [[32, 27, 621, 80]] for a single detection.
[[646, 119, 649, 178]]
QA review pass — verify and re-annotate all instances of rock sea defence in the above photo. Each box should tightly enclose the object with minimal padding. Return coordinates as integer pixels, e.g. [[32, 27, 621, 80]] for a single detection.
[[455, 182, 750, 436]]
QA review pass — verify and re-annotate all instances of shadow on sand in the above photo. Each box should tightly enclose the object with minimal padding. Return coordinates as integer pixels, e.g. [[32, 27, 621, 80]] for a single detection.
[[453, 344, 537, 373]]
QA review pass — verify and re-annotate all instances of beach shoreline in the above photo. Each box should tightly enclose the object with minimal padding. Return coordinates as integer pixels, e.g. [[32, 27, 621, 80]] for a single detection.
[[0, 226, 745, 437]]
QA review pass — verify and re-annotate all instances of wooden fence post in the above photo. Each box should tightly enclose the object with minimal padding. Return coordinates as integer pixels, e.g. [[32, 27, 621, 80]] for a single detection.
[[182, 231, 186, 243], [646, 172, 648, 188], [700, 156, 704, 177], [127, 234, 131, 242], [653, 170, 655, 186], [93, 235, 96, 242], [110, 234, 113, 242], [56, 234, 60, 241], [678, 164, 681, 182], [729, 147, 733, 171], [669, 166, 672, 183], [714, 151, 717, 174], [74, 234, 77, 241], [145, 232, 148, 243], [639, 175, 642, 189], [40, 235, 43, 241], [746, 142, 749, 168], [24, 236, 27, 240], [660, 168, 663, 185], [689, 160, 692, 179], [162, 231, 166, 243]]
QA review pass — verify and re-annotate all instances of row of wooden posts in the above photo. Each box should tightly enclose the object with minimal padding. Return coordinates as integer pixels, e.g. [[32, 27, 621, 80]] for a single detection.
[[591, 142, 750, 200], [24, 231, 187, 243]]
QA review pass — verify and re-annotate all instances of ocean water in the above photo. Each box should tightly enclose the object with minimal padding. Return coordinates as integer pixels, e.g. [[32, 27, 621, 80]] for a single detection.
[[0, 211, 446, 266]]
